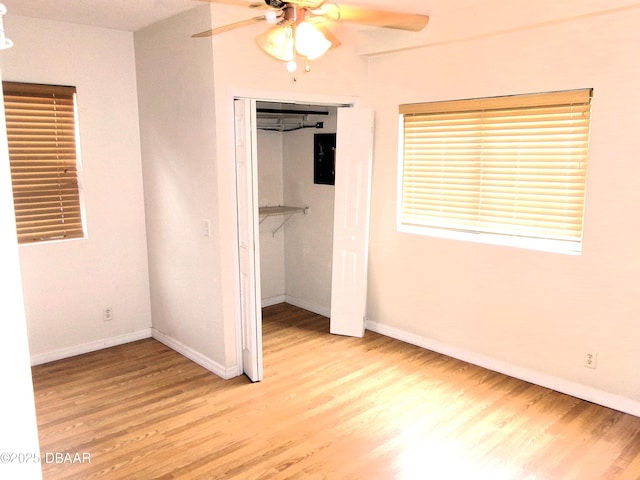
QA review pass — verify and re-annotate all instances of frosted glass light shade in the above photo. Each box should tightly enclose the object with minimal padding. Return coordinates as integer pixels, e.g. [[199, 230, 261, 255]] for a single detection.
[[256, 21, 331, 63], [256, 24, 295, 62], [295, 22, 331, 60]]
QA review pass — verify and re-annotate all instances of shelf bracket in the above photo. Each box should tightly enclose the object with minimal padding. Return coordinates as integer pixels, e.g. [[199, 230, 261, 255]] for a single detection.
[[271, 214, 294, 237], [258, 205, 308, 237]]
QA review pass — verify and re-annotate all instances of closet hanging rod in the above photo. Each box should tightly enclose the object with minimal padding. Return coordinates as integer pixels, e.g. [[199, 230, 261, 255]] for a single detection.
[[257, 122, 324, 133], [256, 108, 329, 116]]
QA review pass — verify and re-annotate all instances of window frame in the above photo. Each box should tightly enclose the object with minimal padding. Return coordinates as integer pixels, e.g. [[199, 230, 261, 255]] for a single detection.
[[3, 81, 86, 245], [397, 89, 592, 255]]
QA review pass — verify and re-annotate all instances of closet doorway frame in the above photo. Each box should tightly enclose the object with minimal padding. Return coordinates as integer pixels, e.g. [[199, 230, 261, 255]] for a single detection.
[[226, 89, 371, 381]]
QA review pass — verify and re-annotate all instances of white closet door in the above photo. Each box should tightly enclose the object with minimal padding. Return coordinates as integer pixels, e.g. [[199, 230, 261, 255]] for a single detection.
[[330, 107, 375, 337], [234, 98, 263, 382]]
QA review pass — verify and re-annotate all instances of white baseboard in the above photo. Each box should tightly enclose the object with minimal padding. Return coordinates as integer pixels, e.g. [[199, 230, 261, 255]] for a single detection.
[[30, 327, 240, 380], [262, 295, 286, 308], [284, 295, 330, 318], [261, 294, 330, 318], [30, 329, 152, 366], [151, 328, 240, 380], [365, 320, 640, 418]]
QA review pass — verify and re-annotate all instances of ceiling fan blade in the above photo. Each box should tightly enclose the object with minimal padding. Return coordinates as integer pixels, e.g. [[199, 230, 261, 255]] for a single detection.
[[323, 4, 428, 31], [192, 15, 267, 38], [196, 0, 267, 8]]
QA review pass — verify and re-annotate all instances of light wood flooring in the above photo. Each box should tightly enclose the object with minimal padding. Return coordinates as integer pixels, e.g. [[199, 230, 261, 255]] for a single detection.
[[32, 303, 640, 479]]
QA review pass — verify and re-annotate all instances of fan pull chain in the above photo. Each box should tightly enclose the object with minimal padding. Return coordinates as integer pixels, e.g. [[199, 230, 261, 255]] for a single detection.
[[290, 59, 311, 82]]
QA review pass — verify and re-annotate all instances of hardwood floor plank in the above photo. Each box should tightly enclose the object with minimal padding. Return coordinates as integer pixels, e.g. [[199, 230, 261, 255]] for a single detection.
[[31, 303, 640, 479]]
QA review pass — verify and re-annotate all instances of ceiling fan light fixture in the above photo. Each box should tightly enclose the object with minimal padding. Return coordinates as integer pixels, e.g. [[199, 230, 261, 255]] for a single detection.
[[295, 21, 331, 60], [256, 17, 331, 73], [256, 23, 295, 62], [193, 1, 430, 75]]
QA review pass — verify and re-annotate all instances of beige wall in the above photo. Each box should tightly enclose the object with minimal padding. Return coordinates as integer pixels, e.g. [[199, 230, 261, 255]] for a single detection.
[[135, 6, 229, 373], [3, 16, 152, 361], [283, 112, 337, 315], [258, 129, 286, 302], [364, 3, 640, 412]]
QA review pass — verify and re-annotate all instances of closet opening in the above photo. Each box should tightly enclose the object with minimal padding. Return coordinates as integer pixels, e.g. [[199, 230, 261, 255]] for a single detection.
[[234, 97, 373, 381], [256, 101, 339, 319]]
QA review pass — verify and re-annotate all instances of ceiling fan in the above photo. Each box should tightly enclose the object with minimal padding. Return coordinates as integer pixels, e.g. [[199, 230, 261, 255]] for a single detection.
[[192, 0, 429, 74]]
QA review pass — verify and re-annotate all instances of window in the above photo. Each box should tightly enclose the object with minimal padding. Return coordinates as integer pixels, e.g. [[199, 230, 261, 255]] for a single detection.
[[3, 81, 85, 244], [398, 89, 592, 254]]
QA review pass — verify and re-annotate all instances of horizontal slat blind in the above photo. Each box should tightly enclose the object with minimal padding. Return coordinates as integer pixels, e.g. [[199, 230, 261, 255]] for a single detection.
[[3, 81, 84, 244], [399, 89, 592, 247]]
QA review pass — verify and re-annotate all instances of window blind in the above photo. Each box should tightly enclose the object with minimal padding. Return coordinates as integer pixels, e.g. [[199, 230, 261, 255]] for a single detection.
[[3, 81, 84, 244], [399, 89, 592, 250]]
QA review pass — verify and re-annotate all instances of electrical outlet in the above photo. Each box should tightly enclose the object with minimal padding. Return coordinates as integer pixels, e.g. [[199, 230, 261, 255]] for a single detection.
[[584, 351, 597, 369], [103, 307, 113, 322]]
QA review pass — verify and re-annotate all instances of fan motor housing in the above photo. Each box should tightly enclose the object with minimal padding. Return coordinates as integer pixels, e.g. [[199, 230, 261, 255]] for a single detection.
[[265, 0, 286, 9]]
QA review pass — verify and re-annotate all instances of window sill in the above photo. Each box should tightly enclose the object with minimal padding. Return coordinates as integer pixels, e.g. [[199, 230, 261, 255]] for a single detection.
[[397, 223, 582, 256]]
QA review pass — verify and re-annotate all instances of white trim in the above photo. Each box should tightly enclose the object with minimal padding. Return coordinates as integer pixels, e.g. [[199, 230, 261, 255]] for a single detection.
[[285, 295, 331, 318], [30, 328, 152, 366], [261, 295, 331, 318], [365, 320, 640, 418], [151, 328, 240, 380], [397, 223, 581, 256], [262, 295, 286, 308], [30, 327, 241, 380], [228, 87, 359, 110]]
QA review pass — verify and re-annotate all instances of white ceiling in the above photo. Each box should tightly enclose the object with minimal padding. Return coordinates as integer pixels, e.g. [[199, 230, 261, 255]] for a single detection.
[[2, 0, 201, 32], [0, 0, 481, 32]]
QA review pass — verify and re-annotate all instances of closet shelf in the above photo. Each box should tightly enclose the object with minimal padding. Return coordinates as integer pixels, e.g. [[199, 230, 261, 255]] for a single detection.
[[259, 205, 308, 236]]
